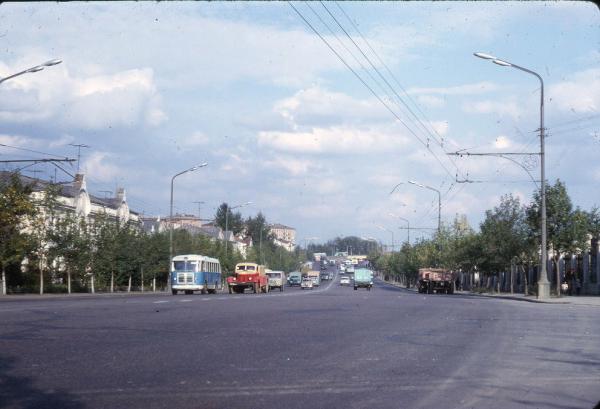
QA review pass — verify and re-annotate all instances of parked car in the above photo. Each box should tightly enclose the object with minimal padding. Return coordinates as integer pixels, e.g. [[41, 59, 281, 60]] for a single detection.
[[301, 277, 314, 290]]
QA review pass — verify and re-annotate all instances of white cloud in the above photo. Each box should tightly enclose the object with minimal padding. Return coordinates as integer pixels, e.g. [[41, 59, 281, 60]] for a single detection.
[[263, 156, 318, 176], [494, 135, 511, 149], [549, 68, 600, 114], [461, 99, 521, 120], [82, 152, 120, 182], [0, 62, 167, 130], [181, 131, 210, 147], [273, 86, 390, 127], [0, 134, 42, 148], [258, 126, 409, 155], [409, 82, 500, 96], [417, 95, 446, 108]]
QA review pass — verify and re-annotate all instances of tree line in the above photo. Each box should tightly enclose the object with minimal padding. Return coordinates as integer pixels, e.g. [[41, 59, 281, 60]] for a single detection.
[[371, 180, 600, 295], [0, 174, 304, 295]]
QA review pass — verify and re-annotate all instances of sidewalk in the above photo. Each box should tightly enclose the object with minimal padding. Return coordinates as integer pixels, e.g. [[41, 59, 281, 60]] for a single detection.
[[377, 276, 600, 307]]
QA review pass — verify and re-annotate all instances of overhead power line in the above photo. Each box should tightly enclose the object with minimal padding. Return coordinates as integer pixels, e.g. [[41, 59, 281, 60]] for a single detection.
[[288, 1, 457, 181]]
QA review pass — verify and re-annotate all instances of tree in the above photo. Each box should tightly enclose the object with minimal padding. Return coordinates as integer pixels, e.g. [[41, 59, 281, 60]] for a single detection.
[[48, 213, 92, 294], [215, 203, 244, 235], [28, 183, 62, 295], [480, 194, 530, 292], [526, 180, 590, 295], [0, 173, 36, 295]]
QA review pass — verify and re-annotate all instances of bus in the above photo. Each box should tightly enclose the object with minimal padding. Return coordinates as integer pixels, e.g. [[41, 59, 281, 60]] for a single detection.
[[171, 254, 222, 295]]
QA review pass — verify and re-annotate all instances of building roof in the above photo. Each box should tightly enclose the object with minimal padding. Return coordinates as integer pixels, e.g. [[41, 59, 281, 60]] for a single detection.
[[0, 171, 139, 215], [270, 223, 295, 230]]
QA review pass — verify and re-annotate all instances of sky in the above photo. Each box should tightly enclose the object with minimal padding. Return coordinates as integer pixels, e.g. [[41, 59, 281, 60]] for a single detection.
[[0, 1, 599, 248]]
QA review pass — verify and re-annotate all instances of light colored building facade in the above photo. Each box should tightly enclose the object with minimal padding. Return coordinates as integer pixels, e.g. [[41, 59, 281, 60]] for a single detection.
[[270, 223, 296, 252]]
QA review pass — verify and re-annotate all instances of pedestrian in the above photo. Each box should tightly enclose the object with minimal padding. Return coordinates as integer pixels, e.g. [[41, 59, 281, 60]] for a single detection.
[[575, 277, 581, 296]]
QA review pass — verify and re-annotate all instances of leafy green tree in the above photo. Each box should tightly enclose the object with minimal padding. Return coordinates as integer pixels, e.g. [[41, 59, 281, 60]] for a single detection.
[[215, 203, 244, 235], [526, 180, 590, 294], [48, 213, 92, 294], [0, 173, 36, 295], [480, 194, 530, 292], [28, 184, 62, 294]]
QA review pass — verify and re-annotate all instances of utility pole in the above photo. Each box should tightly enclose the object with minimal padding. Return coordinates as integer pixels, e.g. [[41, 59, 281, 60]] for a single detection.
[[69, 143, 90, 173], [193, 201, 205, 222]]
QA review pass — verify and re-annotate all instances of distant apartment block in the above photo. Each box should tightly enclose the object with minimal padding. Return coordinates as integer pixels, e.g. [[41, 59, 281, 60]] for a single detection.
[[270, 223, 296, 252]]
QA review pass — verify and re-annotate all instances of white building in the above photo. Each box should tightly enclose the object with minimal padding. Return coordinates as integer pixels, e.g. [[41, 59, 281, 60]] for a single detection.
[[270, 223, 296, 252]]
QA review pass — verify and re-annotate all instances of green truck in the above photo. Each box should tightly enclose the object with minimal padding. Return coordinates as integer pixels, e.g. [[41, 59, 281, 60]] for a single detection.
[[354, 268, 373, 291]]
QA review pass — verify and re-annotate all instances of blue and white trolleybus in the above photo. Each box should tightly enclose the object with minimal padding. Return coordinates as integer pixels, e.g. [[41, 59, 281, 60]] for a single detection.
[[171, 254, 222, 295]]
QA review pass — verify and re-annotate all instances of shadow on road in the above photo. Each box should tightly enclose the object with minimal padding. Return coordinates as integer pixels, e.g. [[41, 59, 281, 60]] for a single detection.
[[0, 354, 84, 409]]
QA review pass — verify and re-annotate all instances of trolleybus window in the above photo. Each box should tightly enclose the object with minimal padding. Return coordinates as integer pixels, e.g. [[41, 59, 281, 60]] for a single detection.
[[173, 261, 197, 272]]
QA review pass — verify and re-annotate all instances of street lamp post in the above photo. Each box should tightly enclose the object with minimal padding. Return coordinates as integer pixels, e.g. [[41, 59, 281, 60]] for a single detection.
[[224, 201, 252, 258], [474, 52, 550, 300], [408, 181, 441, 235], [389, 213, 410, 245], [0, 59, 62, 85], [169, 163, 208, 292]]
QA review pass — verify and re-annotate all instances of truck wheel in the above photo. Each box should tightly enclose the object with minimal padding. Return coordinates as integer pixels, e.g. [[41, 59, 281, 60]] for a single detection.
[[172, 290, 177, 295], [280, 286, 283, 292], [354, 286, 357, 290], [367, 286, 371, 291]]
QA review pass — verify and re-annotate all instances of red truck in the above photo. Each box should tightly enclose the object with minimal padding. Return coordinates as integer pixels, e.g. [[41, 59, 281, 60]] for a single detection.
[[227, 262, 269, 294], [417, 268, 456, 294]]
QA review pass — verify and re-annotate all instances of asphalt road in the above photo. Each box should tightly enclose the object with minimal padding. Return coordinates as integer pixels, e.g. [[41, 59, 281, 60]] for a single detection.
[[1, 264, 599, 409]]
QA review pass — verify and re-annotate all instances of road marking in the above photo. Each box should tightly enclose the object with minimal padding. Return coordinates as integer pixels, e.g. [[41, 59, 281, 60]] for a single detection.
[[153, 300, 169, 304], [179, 299, 193, 302]]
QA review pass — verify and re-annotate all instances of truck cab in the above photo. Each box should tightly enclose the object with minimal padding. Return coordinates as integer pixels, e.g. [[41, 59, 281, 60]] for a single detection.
[[227, 263, 269, 294]]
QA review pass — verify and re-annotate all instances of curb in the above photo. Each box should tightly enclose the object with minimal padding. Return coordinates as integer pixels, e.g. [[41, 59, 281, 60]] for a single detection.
[[376, 277, 573, 305]]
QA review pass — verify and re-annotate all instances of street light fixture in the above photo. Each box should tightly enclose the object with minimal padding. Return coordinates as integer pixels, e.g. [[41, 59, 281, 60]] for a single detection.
[[0, 59, 63, 85], [473, 51, 550, 300], [169, 163, 208, 291], [408, 180, 441, 235], [224, 201, 252, 258]]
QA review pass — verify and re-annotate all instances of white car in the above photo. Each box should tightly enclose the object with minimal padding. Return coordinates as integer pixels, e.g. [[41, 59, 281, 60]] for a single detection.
[[340, 276, 350, 286], [301, 277, 314, 290]]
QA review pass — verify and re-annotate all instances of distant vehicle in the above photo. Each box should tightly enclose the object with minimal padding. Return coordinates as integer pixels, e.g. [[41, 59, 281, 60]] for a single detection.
[[287, 271, 302, 286], [313, 252, 326, 262], [227, 263, 269, 294], [345, 265, 355, 274], [340, 275, 350, 286], [171, 254, 222, 295], [329, 260, 336, 266], [320, 263, 327, 271], [339, 264, 345, 272], [353, 268, 374, 291], [417, 268, 456, 294], [267, 271, 286, 292], [301, 277, 314, 290], [320, 271, 330, 281], [306, 270, 321, 286]]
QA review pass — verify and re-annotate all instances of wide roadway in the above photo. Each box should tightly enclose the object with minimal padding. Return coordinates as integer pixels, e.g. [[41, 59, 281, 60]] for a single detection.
[[0, 264, 599, 409]]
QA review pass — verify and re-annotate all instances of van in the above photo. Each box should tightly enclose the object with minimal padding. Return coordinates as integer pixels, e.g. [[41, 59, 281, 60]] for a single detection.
[[267, 270, 286, 292]]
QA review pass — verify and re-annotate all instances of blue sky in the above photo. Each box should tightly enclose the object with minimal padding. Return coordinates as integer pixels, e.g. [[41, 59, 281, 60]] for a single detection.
[[0, 1, 598, 247]]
